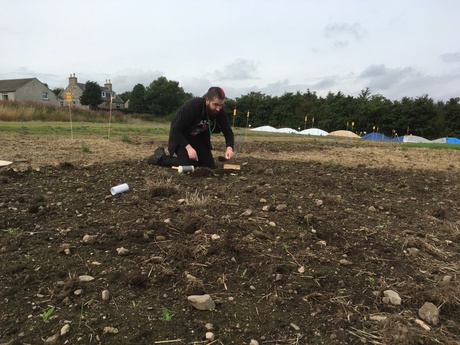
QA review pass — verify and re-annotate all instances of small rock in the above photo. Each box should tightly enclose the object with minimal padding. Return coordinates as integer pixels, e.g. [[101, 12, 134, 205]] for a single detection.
[[102, 290, 110, 301], [240, 209, 253, 217], [82, 234, 97, 244], [268, 221, 276, 227], [103, 326, 119, 334], [276, 204, 287, 211], [259, 198, 267, 203], [57, 243, 71, 253], [116, 247, 130, 256], [74, 289, 83, 296], [211, 234, 221, 240], [205, 323, 214, 331], [383, 290, 401, 305], [368, 206, 377, 212], [249, 340, 259, 345], [440, 275, 452, 285], [150, 256, 164, 264], [339, 259, 353, 266], [205, 332, 215, 341], [314, 199, 323, 206], [186, 273, 198, 282], [78, 275, 95, 282], [60, 324, 70, 336], [369, 315, 387, 322], [418, 302, 439, 325], [187, 294, 216, 310], [406, 247, 419, 256], [44, 333, 59, 344], [290, 323, 300, 331]]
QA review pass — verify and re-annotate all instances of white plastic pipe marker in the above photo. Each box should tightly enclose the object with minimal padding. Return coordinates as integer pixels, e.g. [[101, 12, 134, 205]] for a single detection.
[[172, 166, 195, 174], [110, 183, 129, 195]]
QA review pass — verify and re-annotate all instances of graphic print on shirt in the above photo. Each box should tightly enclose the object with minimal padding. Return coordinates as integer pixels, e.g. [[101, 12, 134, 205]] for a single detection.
[[190, 119, 213, 136]]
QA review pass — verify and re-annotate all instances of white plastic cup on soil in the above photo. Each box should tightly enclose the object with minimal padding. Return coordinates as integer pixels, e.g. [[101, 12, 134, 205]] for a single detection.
[[110, 183, 129, 195]]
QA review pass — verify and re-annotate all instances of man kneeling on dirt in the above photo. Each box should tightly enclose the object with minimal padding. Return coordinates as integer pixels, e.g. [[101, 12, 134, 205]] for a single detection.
[[148, 87, 235, 169]]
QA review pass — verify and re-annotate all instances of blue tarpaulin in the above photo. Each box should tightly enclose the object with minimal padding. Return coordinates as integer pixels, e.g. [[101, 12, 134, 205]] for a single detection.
[[362, 132, 391, 141], [446, 137, 460, 144]]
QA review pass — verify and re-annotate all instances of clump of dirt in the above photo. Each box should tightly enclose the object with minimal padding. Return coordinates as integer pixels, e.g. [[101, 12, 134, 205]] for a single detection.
[[0, 135, 459, 344]]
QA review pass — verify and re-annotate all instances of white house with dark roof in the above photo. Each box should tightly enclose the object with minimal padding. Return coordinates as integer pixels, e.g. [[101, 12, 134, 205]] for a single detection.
[[0, 78, 58, 105], [58, 74, 125, 109]]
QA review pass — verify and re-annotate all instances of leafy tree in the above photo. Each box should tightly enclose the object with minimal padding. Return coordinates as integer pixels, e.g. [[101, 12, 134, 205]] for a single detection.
[[411, 95, 437, 137], [271, 92, 304, 129], [439, 97, 460, 137], [234, 92, 274, 128], [52, 87, 63, 96], [118, 91, 131, 103], [128, 84, 148, 113], [299, 89, 319, 129], [145, 77, 190, 116], [80, 81, 102, 110]]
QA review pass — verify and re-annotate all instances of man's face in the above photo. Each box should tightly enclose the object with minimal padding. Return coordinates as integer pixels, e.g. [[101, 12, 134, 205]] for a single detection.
[[206, 97, 224, 115]]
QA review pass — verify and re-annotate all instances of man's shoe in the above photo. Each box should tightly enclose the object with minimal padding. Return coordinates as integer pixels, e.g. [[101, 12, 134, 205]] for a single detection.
[[147, 147, 166, 165]]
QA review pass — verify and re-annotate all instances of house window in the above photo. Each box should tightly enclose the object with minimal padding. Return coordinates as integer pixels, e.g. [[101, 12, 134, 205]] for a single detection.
[[2, 93, 8, 101], [42, 92, 49, 100], [102, 91, 106, 98]]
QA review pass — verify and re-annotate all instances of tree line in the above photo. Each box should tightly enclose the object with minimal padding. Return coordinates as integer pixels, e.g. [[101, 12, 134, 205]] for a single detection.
[[68, 77, 460, 140], [225, 89, 460, 139]]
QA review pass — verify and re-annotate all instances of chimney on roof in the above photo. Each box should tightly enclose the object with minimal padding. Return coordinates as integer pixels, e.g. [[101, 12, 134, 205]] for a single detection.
[[69, 73, 77, 85], [104, 79, 112, 91]]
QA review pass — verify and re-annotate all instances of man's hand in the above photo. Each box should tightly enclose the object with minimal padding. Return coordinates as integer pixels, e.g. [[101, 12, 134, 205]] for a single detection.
[[186, 145, 198, 161], [225, 146, 234, 160]]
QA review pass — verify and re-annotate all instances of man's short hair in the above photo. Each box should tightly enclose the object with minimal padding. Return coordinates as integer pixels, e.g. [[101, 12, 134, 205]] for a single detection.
[[205, 87, 225, 100]]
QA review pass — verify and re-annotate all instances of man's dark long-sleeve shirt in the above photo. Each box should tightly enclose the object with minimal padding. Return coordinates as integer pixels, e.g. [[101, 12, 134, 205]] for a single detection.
[[168, 97, 234, 154]]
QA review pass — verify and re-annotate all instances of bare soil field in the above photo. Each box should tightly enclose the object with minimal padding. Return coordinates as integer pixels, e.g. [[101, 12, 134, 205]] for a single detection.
[[1, 133, 459, 345]]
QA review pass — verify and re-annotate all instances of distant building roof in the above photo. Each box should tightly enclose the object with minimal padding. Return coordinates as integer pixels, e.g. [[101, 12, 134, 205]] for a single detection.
[[0, 78, 36, 92]]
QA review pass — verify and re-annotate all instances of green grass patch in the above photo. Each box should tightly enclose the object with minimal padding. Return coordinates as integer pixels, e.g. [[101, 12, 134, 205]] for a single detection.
[[0, 121, 170, 139], [402, 142, 460, 150]]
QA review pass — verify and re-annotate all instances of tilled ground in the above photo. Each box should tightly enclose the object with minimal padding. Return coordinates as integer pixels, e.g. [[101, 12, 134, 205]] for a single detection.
[[0, 134, 459, 345]]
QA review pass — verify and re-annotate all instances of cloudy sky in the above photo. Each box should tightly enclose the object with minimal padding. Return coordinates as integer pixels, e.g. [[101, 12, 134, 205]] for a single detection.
[[2, 0, 459, 101]]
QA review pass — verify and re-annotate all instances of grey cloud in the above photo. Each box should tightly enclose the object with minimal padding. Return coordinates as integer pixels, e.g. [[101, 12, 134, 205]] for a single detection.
[[324, 23, 366, 40], [111, 69, 164, 92], [441, 52, 460, 63], [213, 59, 258, 80], [313, 77, 338, 90], [358, 64, 417, 90]]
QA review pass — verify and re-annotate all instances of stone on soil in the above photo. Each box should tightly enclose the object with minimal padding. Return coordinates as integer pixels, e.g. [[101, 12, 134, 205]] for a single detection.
[[60, 324, 70, 336], [187, 294, 216, 310], [383, 290, 401, 305], [82, 234, 97, 244], [78, 275, 95, 282], [418, 302, 440, 325], [116, 247, 130, 255]]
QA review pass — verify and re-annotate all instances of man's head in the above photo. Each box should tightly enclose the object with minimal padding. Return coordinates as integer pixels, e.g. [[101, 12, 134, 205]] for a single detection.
[[205, 87, 225, 115]]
